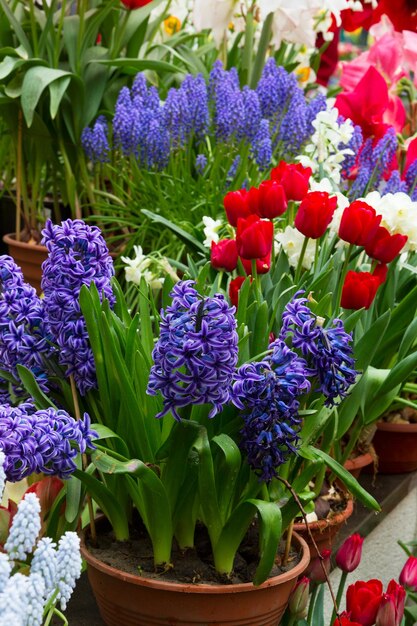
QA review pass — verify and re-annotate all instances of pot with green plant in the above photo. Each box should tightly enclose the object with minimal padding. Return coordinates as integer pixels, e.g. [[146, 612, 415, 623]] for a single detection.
[[0, 0, 193, 284], [0, 218, 382, 626]]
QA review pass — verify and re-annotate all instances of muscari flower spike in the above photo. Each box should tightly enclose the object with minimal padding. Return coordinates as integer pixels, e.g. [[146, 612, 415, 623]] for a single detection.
[[147, 280, 238, 421], [41, 219, 115, 395], [0, 403, 97, 481]]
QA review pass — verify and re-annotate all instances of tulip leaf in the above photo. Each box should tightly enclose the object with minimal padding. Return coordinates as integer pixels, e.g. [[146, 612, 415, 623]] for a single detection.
[[21, 66, 74, 126], [0, 0, 32, 55], [142, 210, 206, 253], [378, 350, 417, 395], [312, 584, 325, 626], [65, 455, 83, 524], [354, 310, 391, 370], [49, 76, 71, 119]]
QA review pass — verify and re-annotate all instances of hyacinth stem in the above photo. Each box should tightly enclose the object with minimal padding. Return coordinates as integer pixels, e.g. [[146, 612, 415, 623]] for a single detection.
[[275, 476, 343, 626], [330, 571, 349, 626], [15, 109, 23, 241], [294, 237, 309, 284], [70, 375, 97, 545], [282, 519, 294, 566]]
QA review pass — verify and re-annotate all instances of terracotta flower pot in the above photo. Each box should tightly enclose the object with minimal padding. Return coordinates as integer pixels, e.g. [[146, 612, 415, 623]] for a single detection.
[[293, 498, 354, 559], [3, 233, 47, 294], [344, 452, 373, 478], [81, 531, 310, 626], [373, 421, 417, 473]]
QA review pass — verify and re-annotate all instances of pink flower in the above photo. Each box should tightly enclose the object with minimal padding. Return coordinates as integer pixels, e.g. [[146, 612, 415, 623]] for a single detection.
[[335, 67, 391, 140]]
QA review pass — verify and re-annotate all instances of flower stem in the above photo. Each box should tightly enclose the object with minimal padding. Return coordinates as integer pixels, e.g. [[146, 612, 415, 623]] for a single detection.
[[70, 374, 96, 545], [331, 571, 349, 625], [334, 243, 354, 313], [294, 237, 309, 284]]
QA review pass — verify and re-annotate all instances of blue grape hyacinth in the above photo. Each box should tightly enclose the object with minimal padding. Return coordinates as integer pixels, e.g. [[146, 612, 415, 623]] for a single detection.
[[147, 281, 238, 420]]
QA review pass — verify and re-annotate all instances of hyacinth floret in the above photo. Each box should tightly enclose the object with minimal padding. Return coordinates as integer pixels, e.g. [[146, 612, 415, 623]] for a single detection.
[[280, 292, 358, 405], [256, 60, 291, 120], [0, 256, 51, 401], [0, 403, 97, 481], [195, 154, 207, 175], [41, 219, 114, 395], [232, 342, 310, 482], [147, 280, 238, 420], [341, 123, 362, 176], [4, 493, 41, 561], [55, 532, 82, 611], [253, 119, 272, 170]]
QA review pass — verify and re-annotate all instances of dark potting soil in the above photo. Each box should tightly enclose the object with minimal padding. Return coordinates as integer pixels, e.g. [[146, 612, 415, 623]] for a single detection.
[[87, 521, 301, 586]]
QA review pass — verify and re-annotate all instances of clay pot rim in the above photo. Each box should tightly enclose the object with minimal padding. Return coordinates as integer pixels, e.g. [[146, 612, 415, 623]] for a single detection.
[[80, 529, 310, 594], [293, 496, 354, 533], [376, 421, 417, 433], [344, 451, 373, 471], [3, 232, 47, 252]]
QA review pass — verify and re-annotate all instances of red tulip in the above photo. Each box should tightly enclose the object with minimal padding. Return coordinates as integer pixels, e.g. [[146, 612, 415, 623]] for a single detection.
[[0, 500, 17, 545], [25, 476, 65, 525], [376, 581, 405, 626], [399, 555, 417, 591], [338, 201, 382, 247], [257, 180, 287, 219], [236, 215, 274, 260], [294, 191, 337, 239], [373, 263, 388, 285], [335, 67, 391, 140], [247, 186, 260, 215], [332, 612, 363, 626], [223, 189, 251, 227], [305, 549, 331, 583], [365, 226, 407, 264], [271, 161, 312, 201], [341, 270, 380, 310], [211, 239, 238, 272], [228, 276, 246, 308], [336, 534, 364, 573], [121, 0, 153, 8], [346, 579, 384, 626], [288, 576, 310, 619], [240, 252, 271, 275]]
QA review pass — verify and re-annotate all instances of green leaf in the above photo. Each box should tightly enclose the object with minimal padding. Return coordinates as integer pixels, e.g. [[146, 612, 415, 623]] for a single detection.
[[21, 66, 74, 126], [214, 499, 282, 586], [0, 0, 32, 55], [94, 58, 185, 76], [354, 310, 391, 370], [49, 76, 71, 119], [16, 365, 57, 409], [212, 434, 242, 524], [398, 316, 417, 360], [194, 428, 222, 546], [312, 584, 325, 626], [379, 350, 417, 394], [142, 209, 206, 253], [250, 12, 273, 88], [306, 447, 381, 511], [91, 449, 144, 475], [65, 455, 83, 524]]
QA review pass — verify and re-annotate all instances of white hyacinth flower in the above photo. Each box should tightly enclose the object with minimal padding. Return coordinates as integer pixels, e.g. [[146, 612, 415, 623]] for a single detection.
[[4, 494, 41, 562]]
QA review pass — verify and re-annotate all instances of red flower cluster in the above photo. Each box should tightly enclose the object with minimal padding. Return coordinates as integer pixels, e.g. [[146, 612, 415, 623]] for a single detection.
[[337, 579, 405, 626], [339, 200, 407, 310], [214, 161, 312, 307]]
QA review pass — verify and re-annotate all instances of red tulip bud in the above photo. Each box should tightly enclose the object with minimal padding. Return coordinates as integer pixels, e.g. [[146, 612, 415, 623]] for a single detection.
[[332, 613, 363, 626], [271, 161, 312, 201], [288, 576, 310, 619], [236, 215, 274, 260], [223, 189, 251, 227], [228, 276, 246, 308], [336, 534, 364, 573], [365, 226, 407, 264], [294, 191, 337, 239], [258, 180, 287, 219], [399, 555, 417, 591], [306, 549, 331, 583], [121, 0, 153, 8]]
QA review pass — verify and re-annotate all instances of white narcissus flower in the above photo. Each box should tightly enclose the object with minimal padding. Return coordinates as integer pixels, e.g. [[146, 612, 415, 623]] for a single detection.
[[275, 226, 316, 270], [361, 191, 417, 252], [193, 0, 240, 45], [202, 216, 223, 248], [121, 245, 164, 288]]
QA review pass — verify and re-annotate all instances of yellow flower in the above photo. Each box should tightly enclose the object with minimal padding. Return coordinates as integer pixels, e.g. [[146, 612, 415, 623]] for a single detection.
[[164, 15, 181, 35], [296, 66, 311, 83]]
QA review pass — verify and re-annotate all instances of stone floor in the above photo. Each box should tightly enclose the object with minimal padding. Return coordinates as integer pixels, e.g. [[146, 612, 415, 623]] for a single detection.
[[62, 471, 417, 625]]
